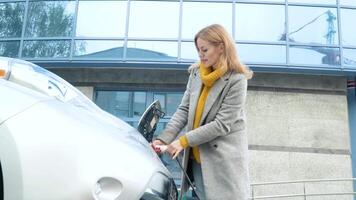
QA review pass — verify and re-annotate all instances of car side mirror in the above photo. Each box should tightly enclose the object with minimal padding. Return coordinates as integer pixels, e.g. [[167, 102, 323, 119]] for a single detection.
[[137, 100, 165, 142]]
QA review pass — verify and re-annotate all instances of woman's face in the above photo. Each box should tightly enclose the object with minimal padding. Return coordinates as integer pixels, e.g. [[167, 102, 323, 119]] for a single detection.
[[196, 38, 223, 68]]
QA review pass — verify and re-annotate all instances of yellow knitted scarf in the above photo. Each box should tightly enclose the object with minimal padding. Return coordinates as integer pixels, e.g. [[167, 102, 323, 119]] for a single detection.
[[179, 63, 227, 163]]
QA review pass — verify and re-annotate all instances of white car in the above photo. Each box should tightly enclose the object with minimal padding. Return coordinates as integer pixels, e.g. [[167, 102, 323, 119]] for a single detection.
[[0, 57, 177, 200]]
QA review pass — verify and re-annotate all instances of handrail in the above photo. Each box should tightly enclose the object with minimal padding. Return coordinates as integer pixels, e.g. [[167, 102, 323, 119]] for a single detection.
[[250, 178, 356, 199], [251, 178, 356, 186]]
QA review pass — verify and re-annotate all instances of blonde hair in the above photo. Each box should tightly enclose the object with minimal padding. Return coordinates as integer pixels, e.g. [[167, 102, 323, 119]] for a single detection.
[[194, 24, 253, 79]]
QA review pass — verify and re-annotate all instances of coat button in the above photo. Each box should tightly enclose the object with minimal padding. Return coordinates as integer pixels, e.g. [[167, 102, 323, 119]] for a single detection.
[[213, 144, 218, 148]]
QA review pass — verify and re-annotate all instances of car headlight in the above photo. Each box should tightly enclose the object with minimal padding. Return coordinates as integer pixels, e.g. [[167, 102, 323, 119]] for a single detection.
[[141, 172, 177, 200], [0, 58, 10, 79], [92, 177, 123, 200]]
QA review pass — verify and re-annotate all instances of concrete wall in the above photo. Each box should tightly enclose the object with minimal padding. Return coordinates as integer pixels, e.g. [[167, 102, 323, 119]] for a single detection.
[[247, 73, 352, 199], [50, 67, 353, 199], [76, 86, 94, 100]]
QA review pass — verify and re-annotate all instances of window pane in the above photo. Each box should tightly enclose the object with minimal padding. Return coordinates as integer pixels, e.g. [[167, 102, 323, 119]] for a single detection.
[[341, 8, 356, 46], [180, 42, 198, 62], [289, 6, 338, 45], [340, 0, 356, 6], [133, 92, 146, 118], [0, 41, 19, 57], [288, 0, 336, 4], [0, 2, 25, 38], [126, 41, 177, 61], [74, 40, 124, 59], [95, 91, 130, 118], [154, 93, 166, 114], [129, 1, 179, 38], [25, 1, 75, 37], [182, 2, 232, 39], [76, 1, 127, 37], [344, 48, 356, 67], [167, 93, 183, 117], [153, 122, 166, 138], [22, 40, 71, 58], [243, 0, 284, 2], [237, 44, 286, 64], [290, 46, 340, 65], [236, 4, 285, 42]]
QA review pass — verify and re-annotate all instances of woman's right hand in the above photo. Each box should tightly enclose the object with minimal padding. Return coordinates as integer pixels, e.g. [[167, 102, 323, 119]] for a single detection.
[[152, 139, 165, 146], [151, 139, 166, 153]]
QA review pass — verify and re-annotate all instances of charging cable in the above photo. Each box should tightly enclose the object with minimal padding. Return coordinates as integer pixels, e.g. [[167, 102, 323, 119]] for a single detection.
[[152, 144, 201, 200]]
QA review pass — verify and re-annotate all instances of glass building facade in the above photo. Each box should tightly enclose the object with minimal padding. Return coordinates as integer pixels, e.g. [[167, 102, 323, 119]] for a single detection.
[[0, 0, 355, 71]]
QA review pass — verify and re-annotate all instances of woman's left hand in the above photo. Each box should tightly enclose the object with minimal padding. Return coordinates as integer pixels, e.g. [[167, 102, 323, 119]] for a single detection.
[[167, 140, 184, 159]]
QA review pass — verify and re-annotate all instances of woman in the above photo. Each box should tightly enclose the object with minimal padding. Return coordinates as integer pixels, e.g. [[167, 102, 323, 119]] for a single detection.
[[153, 24, 252, 200]]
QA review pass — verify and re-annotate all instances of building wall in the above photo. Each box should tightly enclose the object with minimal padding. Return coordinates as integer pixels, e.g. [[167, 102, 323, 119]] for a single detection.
[[247, 87, 352, 199], [76, 86, 94, 100]]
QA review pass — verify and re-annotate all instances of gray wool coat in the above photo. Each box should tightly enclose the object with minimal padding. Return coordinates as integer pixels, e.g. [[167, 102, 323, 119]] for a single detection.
[[157, 65, 250, 200]]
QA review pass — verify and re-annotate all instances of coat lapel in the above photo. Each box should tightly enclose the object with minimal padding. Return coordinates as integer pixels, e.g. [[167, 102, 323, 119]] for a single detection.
[[199, 71, 231, 126], [188, 70, 202, 130]]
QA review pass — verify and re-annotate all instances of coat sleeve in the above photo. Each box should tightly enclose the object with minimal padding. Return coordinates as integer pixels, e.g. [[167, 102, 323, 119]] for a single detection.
[[186, 74, 247, 146], [156, 70, 194, 144]]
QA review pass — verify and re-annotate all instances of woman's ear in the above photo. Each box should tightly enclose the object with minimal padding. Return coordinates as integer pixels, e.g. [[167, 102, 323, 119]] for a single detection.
[[218, 43, 224, 53]]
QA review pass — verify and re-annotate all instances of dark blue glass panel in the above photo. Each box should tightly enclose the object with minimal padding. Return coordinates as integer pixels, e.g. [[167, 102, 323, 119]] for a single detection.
[[0, 41, 19, 57], [96, 91, 131, 118], [0, 2, 25, 38], [25, 1, 75, 37], [22, 40, 71, 58]]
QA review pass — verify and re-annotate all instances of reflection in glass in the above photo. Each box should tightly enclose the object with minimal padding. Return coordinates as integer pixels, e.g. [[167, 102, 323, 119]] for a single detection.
[[25, 1, 75, 37], [235, 4, 285, 42], [166, 93, 183, 117], [0, 41, 20, 57], [129, 1, 179, 38], [340, 0, 356, 6], [22, 40, 71, 58], [341, 8, 356, 46], [154, 122, 166, 138], [0, 2, 25, 38], [288, 6, 338, 45], [288, 0, 336, 4], [182, 2, 232, 39], [237, 44, 286, 63], [180, 42, 198, 62], [290, 46, 340, 65], [154, 93, 166, 114], [76, 1, 127, 37], [96, 91, 131, 118], [126, 41, 177, 61], [244, 0, 284, 2], [344, 49, 356, 67], [133, 92, 146, 117], [74, 40, 124, 59]]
